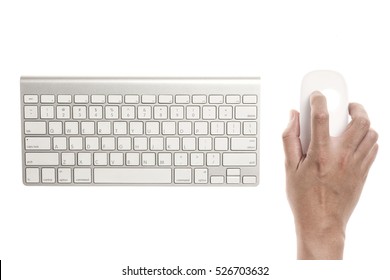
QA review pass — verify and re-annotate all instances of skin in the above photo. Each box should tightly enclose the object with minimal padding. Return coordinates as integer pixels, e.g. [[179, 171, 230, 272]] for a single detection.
[[282, 92, 379, 260]]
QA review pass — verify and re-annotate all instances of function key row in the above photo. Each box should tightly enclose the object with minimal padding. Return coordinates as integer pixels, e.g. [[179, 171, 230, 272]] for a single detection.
[[24, 94, 258, 105]]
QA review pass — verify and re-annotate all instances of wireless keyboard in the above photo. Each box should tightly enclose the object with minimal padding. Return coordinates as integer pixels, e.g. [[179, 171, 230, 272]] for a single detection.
[[21, 77, 260, 186]]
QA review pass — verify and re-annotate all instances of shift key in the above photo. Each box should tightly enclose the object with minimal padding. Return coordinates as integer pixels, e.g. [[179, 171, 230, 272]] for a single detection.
[[26, 153, 59, 165], [223, 153, 257, 166]]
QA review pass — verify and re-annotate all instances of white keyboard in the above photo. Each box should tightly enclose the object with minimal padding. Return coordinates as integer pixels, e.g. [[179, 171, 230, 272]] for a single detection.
[[21, 77, 260, 186]]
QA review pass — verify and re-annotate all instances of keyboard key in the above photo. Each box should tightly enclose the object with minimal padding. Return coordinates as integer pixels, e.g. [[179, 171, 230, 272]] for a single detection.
[[235, 106, 257, 119], [81, 122, 95, 135], [166, 137, 180, 151], [58, 168, 72, 183], [94, 168, 172, 184], [227, 168, 240, 176], [194, 168, 208, 183], [25, 122, 46, 135], [58, 95, 72, 103], [141, 95, 156, 104], [134, 137, 148, 150], [74, 168, 92, 183], [41, 95, 55, 103], [110, 153, 124, 166], [24, 95, 38, 103], [162, 122, 176, 135], [91, 95, 106, 103], [41, 106, 54, 119], [125, 153, 139, 166], [192, 95, 207, 104], [108, 95, 123, 104], [74, 95, 89, 103], [194, 122, 208, 135], [178, 122, 192, 135], [24, 106, 38, 119], [222, 153, 256, 166], [105, 106, 119, 119], [227, 121, 241, 135], [210, 122, 224, 135], [53, 137, 67, 150], [142, 153, 155, 166], [227, 176, 240, 184], [159, 95, 173, 104], [226, 95, 241, 104], [243, 95, 257, 104], [190, 153, 204, 166], [70, 137, 83, 150], [65, 122, 79, 135], [49, 122, 63, 134], [198, 138, 212, 151], [98, 122, 111, 134], [138, 106, 152, 119], [202, 106, 216, 119], [122, 106, 135, 119], [25, 168, 39, 183], [214, 137, 228, 151], [154, 106, 168, 119], [206, 153, 220, 166], [86, 137, 99, 150], [57, 106, 71, 119], [25, 137, 51, 150], [243, 176, 257, 184], [170, 106, 184, 119], [125, 95, 139, 104], [174, 153, 188, 165], [175, 95, 190, 104], [42, 168, 55, 183], [62, 153, 75, 166], [73, 106, 87, 119], [219, 106, 233, 119], [210, 176, 224, 184], [129, 122, 143, 135], [182, 137, 196, 151], [231, 137, 257, 151], [94, 153, 108, 166], [209, 95, 224, 104], [114, 122, 127, 135], [243, 121, 257, 135], [186, 106, 200, 120], [118, 137, 131, 150], [150, 137, 164, 151], [78, 153, 92, 165], [158, 153, 171, 166], [174, 168, 191, 183], [102, 137, 115, 150], [25, 153, 59, 166]]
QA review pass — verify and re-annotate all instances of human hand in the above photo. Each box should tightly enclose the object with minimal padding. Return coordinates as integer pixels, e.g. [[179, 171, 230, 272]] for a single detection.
[[282, 92, 379, 259]]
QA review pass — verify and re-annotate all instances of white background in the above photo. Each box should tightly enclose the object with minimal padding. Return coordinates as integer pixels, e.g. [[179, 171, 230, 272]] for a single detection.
[[0, 0, 389, 279]]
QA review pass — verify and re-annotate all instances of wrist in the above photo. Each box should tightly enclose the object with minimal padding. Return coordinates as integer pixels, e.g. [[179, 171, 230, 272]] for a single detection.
[[295, 221, 346, 260]]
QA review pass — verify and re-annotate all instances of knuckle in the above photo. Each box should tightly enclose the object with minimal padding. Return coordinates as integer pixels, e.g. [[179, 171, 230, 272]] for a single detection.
[[355, 116, 370, 130], [313, 111, 329, 123]]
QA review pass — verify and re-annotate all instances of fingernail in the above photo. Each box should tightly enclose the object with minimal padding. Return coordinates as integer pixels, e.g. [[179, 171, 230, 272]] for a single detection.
[[290, 111, 295, 121]]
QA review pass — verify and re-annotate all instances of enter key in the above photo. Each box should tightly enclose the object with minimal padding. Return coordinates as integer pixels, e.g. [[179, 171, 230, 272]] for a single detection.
[[231, 138, 257, 151]]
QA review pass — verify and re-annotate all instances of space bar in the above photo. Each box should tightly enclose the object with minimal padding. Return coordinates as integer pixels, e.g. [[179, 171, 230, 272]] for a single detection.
[[94, 168, 172, 184]]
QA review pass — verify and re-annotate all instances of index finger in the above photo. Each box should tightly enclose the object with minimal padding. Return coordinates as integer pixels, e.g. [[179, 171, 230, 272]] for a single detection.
[[309, 92, 330, 149]]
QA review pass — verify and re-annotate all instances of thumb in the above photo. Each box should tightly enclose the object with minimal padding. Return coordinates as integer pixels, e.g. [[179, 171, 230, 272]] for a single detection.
[[282, 110, 303, 168]]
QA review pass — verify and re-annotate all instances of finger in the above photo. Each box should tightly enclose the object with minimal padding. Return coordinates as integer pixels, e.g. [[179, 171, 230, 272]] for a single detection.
[[309, 92, 330, 149], [361, 143, 379, 176], [343, 103, 371, 150], [355, 128, 378, 161], [282, 110, 303, 168]]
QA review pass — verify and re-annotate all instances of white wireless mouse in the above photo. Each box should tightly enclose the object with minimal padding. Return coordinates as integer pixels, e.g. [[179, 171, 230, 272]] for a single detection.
[[300, 70, 349, 154]]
